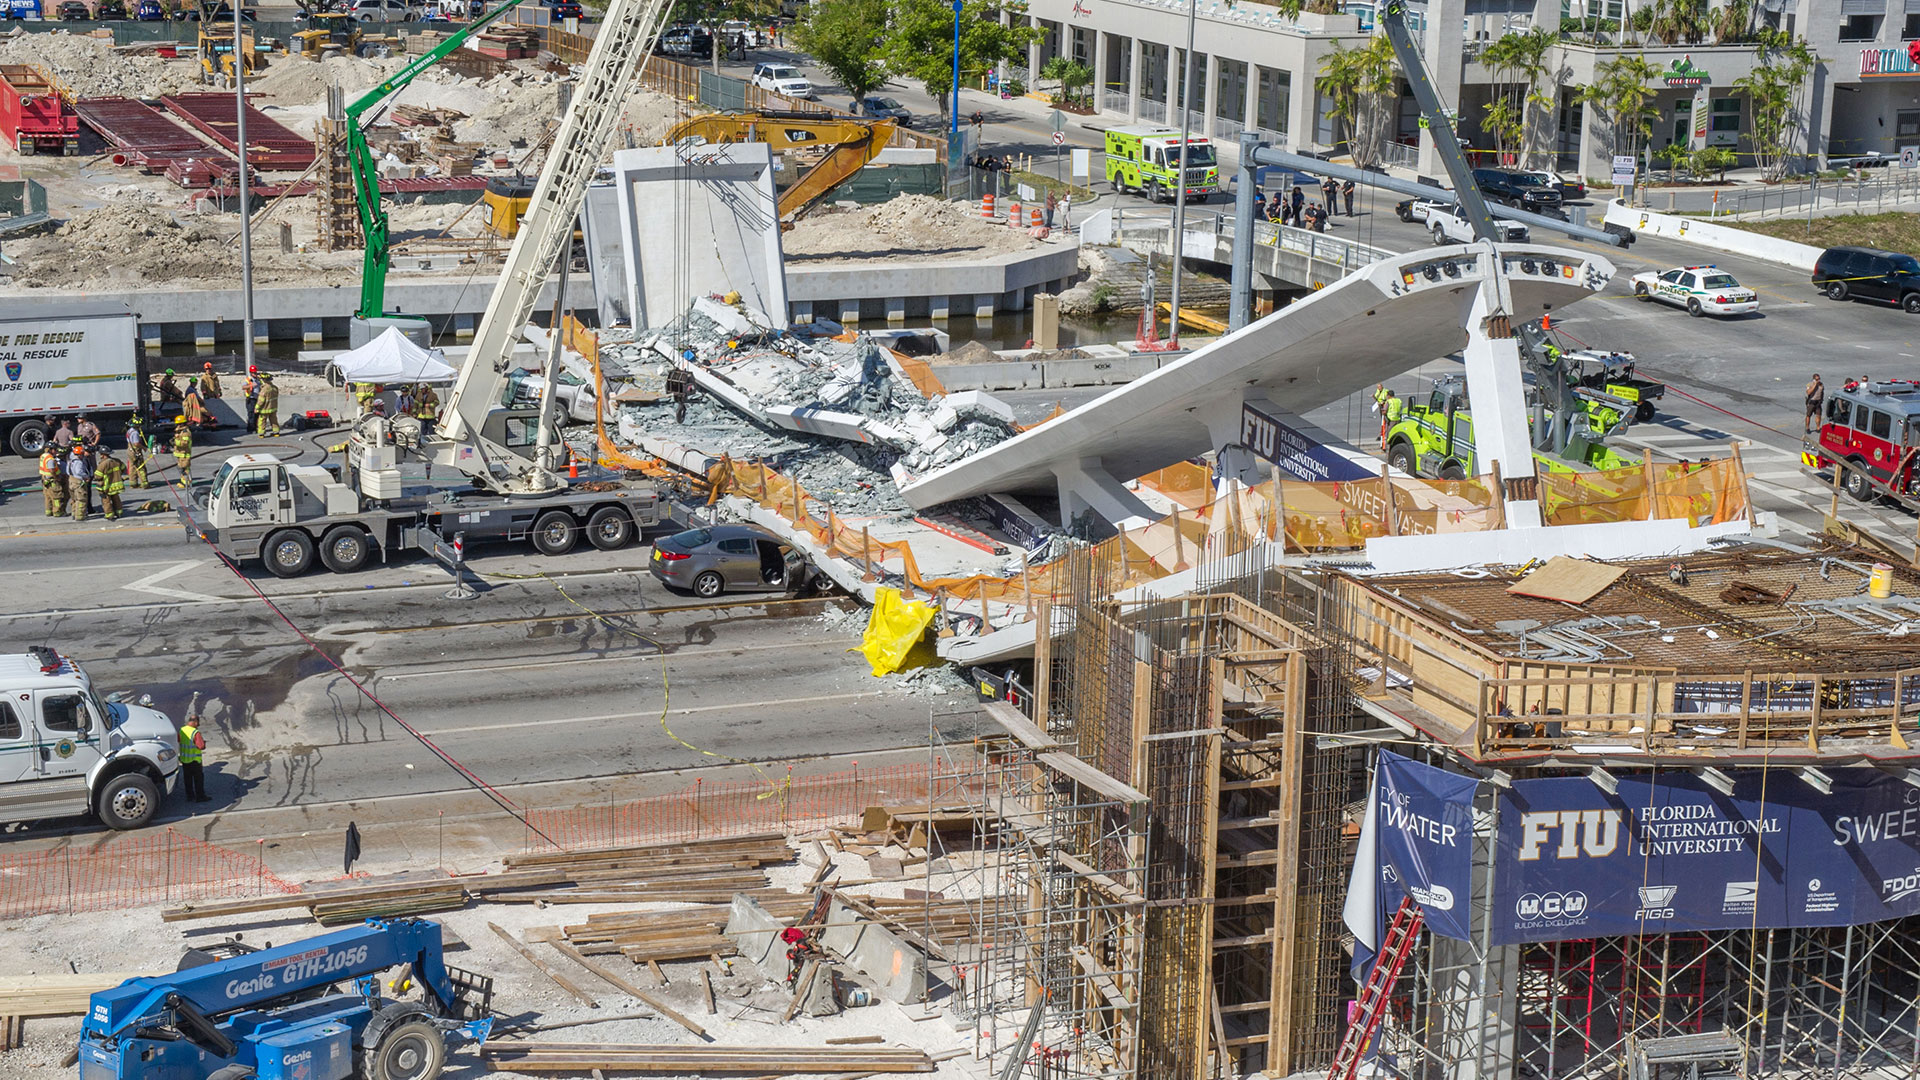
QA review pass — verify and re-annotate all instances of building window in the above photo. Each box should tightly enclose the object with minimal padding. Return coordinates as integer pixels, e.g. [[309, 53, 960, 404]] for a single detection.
[[1897, 110, 1920, 139], [1840, 13, 1880, 40], [1905, 11, 1920, 36], [1710, 97, 1740, 134], [1256, 66, 1291, 135], [1215, 58, 1248, 122]]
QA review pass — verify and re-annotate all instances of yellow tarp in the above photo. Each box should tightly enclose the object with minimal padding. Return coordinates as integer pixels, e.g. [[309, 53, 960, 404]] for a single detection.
[[860, 586, 938, 676]]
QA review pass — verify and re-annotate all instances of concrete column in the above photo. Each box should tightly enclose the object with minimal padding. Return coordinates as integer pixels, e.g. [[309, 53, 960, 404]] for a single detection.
[[1287, 66, 1316, 152], [1202, 53, 1220, 138], [1419, 0, 1468, 176], [792, 299, 814, 324], [1461, 252, 1541, 529], [192, 321, 217, 348], [1128, 36, 1144, 121], [974, 293, 997, 318], [452, 313, 477, 342], [1054, 458, 1157, 530], [1244, 65, 1261, 138], [139, 324, 163, 351], [1094, 30, 1109, 113], [300, 317, 324, 344], [253, 322, 270, 346], [839, 298, 861, 325], [1575, 93, 1600, 188], [1028, 16, 1042, 82], [1229, 133, 1261, 332], [885, 296, 907, 324], [930, 295, 951, 320]]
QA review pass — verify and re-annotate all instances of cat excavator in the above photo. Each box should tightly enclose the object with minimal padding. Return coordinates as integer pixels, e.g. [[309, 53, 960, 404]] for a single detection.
[[661, 111, 898, 225]]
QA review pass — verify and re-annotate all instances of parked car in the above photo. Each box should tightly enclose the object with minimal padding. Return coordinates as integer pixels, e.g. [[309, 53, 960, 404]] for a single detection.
[[1426, 204, 1529, 244], [544, 0, 580, 18], [1471, 168, 1562, 214], [135, 0, 166, 18], [1522, 169, 1586, 202], [853, 95, 912, 127], [3, 0, 41, 18], [345, 0, 414, 20], [750, 61, 812, 99], [1811, 246, 1920, 312], [648, 523, 825, 599], [1395, 194, 1450, 223], [93, 0, 127, 15], [1630, 265, 1758, 317], [57, 1, 92, 18], [657, 23, 711, 57]]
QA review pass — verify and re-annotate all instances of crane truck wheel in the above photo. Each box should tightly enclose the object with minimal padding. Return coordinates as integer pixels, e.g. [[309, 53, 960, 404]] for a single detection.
[[1635, 401, 1657, 423], [96, 772, 159, 830], [1438, 462, 1467, 481], [9, 419, 47, 457], [1386, 442, 1416, 477], [585, 506, 634, 550], [362, 1004, 446, 1080], [264, 530, 316, 578], [208, 1067, 256, 1080], [319, 526, 371, 573], [531, 511, 577, 556]]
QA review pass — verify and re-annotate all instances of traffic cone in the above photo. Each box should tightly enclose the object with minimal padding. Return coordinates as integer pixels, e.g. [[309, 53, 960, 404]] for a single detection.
[[981, 193, 995, 219], [1029, 207, 1042, 227], [568, 450, 579, 479], [1007, 200, 1021, 227]]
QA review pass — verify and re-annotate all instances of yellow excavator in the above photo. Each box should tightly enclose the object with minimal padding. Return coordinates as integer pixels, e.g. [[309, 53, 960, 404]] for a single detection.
[[660, 111, 898, 226], [291, 11, 364, 59]]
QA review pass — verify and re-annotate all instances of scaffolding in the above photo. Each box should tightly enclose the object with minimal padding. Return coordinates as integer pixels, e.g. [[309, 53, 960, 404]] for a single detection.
[[316, 87, 359, 253]]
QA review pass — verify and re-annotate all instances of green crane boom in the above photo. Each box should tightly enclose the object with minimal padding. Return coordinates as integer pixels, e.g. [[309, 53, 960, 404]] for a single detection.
[[348, 0, 535, 324]]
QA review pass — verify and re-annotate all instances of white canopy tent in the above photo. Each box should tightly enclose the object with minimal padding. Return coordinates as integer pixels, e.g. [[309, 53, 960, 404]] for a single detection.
[[331, 326, 459, 385]]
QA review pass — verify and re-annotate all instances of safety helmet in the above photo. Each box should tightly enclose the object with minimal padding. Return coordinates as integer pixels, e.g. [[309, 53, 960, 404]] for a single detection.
[[165, 368, 175, 375], [203, 361, 213, 368], [249, 365, 258, 373]]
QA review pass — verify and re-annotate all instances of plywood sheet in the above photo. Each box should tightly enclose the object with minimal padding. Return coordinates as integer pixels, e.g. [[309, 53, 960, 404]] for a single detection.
[[1506, 557, 1626, 605]]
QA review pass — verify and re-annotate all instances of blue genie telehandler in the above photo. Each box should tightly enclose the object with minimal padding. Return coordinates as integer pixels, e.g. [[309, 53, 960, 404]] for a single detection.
[[79, 918, 493, 1080]]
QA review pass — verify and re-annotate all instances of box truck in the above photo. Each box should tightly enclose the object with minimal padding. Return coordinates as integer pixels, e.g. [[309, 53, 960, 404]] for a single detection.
[[0, 304, 146, 456]]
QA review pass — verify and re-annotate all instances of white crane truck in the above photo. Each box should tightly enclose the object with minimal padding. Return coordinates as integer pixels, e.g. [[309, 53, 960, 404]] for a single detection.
[[181, 0, 681, 577]]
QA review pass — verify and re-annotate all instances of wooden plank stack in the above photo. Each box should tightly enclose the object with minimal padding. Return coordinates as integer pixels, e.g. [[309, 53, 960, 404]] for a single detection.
[[479, 1042, 936, 1074], [489, 833, 791, 905], [0, 973, 159, 1018]]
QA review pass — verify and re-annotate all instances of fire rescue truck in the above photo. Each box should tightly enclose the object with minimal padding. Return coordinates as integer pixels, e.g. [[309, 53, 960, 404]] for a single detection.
[[1805, 379, 1920, 506]]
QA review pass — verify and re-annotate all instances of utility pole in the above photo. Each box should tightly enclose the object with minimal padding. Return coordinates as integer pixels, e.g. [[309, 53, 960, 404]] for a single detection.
[[235, 16, 256, 373], [1166, 0, 1198, 349]]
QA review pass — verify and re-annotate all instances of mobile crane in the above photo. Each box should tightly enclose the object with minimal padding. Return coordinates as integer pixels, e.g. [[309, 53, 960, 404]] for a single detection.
[[345, 0, 537, 347], [80, 918, 493, 1080], [181, 0, 680, 575], [662, 111, 897, 225]]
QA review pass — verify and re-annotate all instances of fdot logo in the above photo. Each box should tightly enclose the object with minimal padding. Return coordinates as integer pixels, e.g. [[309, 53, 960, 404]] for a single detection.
[[1516, 891, 1589, 921]]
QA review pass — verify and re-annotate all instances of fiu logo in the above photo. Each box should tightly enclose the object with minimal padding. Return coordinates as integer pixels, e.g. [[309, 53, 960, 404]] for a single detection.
[[1517, 810, 1623, 861]]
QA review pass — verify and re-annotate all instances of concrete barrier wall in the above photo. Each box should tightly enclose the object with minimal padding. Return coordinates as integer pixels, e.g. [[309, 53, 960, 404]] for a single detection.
[[1603, 199, 1824, 272], [931, 352, 1171, 391]]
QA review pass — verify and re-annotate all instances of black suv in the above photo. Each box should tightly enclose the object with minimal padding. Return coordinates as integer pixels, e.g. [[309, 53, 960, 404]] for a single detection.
[[1812, 246, 1920, 312], [1472, 168, 1563, 214], [57, 1, 91, 17]]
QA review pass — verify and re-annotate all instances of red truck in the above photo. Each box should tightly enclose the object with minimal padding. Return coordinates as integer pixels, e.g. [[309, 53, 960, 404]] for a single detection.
[[0, 65, 79, 156], [1804, 378, 1920, 506]]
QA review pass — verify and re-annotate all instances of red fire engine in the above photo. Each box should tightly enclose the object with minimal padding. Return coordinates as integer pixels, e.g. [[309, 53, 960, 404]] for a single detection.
[[1805, 379, 1920, 506]]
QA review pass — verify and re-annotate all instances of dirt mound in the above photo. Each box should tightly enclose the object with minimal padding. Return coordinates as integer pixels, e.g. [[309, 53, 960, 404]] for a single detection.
[[0, 29, 201, 98], [2, 202, 360, 291], [782, 193, 1044, 261], [247, 51, 404, 104]]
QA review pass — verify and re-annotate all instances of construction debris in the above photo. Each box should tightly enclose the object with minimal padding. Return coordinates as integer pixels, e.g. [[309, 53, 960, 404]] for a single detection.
[[479, 1041, 937, 1073]]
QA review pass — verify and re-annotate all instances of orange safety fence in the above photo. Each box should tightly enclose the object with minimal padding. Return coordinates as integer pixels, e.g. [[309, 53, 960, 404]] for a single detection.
[[0, 827, 296, 922], [1540, 457, 1752, 528], [521, 761, 991, 852]]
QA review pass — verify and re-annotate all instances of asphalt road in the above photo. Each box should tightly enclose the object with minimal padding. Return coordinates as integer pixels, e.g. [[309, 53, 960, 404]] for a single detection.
[[0, 449, 974, 841]]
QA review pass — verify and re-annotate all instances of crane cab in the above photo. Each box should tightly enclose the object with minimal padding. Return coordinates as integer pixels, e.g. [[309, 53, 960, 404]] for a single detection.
[[205, 454, 358, 532]]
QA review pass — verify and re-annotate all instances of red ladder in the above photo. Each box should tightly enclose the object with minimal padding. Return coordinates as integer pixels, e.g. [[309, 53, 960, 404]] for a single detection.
[[1328, 895, 1425, 1080]]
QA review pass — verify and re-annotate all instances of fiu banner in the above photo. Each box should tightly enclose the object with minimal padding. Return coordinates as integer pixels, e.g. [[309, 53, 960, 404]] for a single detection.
[[1492, 769, 1920, 944], [1372, 751, 1479, 942]]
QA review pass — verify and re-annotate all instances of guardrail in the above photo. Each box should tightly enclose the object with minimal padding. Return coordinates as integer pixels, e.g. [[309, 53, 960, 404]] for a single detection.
[[1648, 169, 1920, 220], [1105, 207, 1393, 281]]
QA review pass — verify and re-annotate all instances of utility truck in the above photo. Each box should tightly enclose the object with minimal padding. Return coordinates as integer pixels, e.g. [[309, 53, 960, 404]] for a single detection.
[[0, 305, 145, 456], [183, 0, 680, 577], [0, 646, 181, 831]]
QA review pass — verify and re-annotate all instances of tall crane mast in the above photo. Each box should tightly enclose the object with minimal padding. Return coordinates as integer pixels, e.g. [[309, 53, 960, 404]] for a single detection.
[[425, 0, 678, 494]]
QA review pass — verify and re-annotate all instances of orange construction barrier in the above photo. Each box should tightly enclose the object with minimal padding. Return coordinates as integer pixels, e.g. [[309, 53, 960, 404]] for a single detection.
[[980, 192, 995, 219], [1006, 200, 1021, 226], [1029, 206, 1042, 227]]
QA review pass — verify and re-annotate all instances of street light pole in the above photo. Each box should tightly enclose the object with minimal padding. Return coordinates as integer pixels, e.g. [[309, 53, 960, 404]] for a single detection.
[[950, 0, 962, 141], [1166, 0, 1198, 349], [235, 14, 255, 374]]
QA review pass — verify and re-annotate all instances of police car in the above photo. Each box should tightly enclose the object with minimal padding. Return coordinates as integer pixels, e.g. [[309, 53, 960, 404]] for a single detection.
[[1629, 266, 1759, 317]]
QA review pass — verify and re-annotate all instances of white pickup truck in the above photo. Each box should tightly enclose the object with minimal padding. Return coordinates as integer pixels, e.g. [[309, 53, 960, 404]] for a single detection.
[[1415, 200, 1530, 245], [0, 648, 180, 830]]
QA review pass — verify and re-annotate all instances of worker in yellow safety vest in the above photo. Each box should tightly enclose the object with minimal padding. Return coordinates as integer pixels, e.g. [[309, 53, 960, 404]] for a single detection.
[[256, 375, 280, 437], [177, 715, 207, 803], [412, 383, 439, 438], [172, 422, 193, 481], [1373, 384, 1393, 448], [128, 435, 149, 490], [354, 382, 379, 415], [39, 446, 65, 517]]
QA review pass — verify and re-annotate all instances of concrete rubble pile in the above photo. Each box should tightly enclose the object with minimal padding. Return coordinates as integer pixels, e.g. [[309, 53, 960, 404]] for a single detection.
[[605, 298, 1021, 518]]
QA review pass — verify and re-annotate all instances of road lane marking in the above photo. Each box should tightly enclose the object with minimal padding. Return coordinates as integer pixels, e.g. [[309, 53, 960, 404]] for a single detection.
[[415, 691, 890, 737], [0, 558, 186, 578], [1749, 469, 1810, 482], [380, 639, 837, 681], [122, 560, 225, 604]]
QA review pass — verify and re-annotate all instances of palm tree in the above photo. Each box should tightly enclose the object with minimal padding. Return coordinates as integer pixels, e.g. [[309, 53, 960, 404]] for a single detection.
[[1733, 35, 1821, 179], [1319, 34, 1395, 168], [1712, 0, 1753, 42], [1480, 26, 1555, 167], [1575, 53, 1661, 181]]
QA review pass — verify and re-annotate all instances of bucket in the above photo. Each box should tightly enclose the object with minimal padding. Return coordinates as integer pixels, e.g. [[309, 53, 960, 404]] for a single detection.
[[843, 986, 875, 1007], [1870, 562, 1894, 599]]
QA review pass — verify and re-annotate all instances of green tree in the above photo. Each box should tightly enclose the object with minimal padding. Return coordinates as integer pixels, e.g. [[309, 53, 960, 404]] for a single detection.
[[670, 0, 777, 74], [1267, 0, 1343, 15], [1732, 35, 1820, 181], [1711, 0, 1753, 42], [1479, 26, 1556, 168], [1319, 34, 1395, 169], [881, 0, 1039, 124], [1654, 141, 1690, 183], [1646, 0, 1710, 44], [791, 0, 891, 104], [1691, 144, 1735, 182], [1575, 54, 1661, 177], [1041, 55, 1094, 108]]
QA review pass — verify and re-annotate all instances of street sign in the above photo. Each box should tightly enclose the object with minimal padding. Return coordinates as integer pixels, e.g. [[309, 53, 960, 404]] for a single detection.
[[1903, 145, 1918, 169], [1611, 154, 1636, 185], [1049, 109, 1066, 133], [1051, 130, 1065, 145], [1071, 147, 1090, 178]]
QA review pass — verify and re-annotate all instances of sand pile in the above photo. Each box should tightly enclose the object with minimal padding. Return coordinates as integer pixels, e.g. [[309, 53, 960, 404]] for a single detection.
[[247, 51, 405, 104], [621, 86, 682, 145], [2, 203, 360, 291], [782, 193, 1045, 261], [452, 70, 564, 147], [0, 29, 201, 97]]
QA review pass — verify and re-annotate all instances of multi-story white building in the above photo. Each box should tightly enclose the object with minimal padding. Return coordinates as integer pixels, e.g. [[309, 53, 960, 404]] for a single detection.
[[1010, 0, 1906, 181]]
